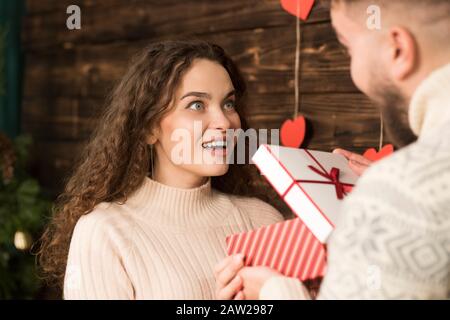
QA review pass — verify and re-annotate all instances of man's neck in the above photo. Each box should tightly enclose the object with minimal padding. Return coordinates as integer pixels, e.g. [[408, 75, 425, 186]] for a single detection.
[[408, 62, 450, 138]]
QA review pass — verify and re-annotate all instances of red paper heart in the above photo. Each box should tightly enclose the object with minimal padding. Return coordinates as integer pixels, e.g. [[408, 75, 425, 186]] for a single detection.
[[280, 0, 315, 21], [343, 185, 354, 194], [363, 144, 394, 162], [280, 116, 306, 148]]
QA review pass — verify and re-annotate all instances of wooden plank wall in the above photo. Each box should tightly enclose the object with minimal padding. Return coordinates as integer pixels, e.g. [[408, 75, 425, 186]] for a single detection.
[[21, 0, 384, 197]]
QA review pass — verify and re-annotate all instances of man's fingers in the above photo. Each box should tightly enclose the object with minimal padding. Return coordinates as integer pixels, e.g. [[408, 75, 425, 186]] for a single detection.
[[348, 153, 372, 166], [348, 160, 368, 176], [333, 148, 372, 166], [217, 276, 243, 300], [333, 148, 354, 159]]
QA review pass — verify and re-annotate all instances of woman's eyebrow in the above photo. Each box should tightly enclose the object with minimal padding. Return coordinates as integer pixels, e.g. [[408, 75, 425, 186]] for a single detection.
[[180, 92, 212, 100], [180, 90, 236, 100], [223, 90, 236, 100]]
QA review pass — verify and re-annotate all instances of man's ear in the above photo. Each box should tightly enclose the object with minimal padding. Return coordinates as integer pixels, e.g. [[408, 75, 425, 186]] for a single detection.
[[387, 26, 418, 81]]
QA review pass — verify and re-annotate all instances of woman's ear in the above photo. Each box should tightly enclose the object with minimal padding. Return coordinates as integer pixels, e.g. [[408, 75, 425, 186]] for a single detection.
[[146, 135, 157, 145], [146, 126, 160, 145]]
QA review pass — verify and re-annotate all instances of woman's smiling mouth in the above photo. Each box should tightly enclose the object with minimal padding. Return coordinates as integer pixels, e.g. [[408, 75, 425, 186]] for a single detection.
[[202, 139, 229, 157]]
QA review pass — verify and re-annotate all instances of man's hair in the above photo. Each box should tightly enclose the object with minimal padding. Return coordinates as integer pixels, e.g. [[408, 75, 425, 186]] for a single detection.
[[320, 0, 449, 33], [321, 0, 450, 14], [322, 0, 450, 4]]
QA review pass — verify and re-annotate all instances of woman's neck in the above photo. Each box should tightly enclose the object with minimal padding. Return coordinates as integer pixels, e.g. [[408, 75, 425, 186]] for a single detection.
[[152, 163, 208, 189], [124, 175, 233, 228]]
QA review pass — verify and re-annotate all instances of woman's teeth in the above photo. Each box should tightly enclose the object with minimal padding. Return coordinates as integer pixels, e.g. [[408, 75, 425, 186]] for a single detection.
[[202, 140, 227, 149]]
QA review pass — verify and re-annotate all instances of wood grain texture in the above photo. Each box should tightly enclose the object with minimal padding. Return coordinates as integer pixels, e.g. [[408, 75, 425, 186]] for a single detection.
[[21, 0, 388, 196]]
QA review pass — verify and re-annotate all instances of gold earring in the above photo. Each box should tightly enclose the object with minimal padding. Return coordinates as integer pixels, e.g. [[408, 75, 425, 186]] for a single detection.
[[149, 144, 154, 179]]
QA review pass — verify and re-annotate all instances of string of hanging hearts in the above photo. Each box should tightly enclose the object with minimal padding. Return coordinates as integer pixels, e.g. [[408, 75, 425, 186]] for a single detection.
[[278, 0, 393, 161]]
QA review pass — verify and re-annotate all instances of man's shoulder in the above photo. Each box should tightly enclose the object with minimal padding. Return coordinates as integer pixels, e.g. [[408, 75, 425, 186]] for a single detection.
[[359, 140, 450, 188], [330, 142, 450, 297], [346, 140, 450, 226]]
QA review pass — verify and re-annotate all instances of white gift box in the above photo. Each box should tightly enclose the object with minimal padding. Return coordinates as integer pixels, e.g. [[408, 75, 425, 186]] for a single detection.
[[252, 145, 358, 243]]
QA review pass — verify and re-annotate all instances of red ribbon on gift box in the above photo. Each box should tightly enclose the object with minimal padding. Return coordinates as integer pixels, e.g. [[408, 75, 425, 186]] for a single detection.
[[282, 149, 354, 200], [297, 165, 354, 199]]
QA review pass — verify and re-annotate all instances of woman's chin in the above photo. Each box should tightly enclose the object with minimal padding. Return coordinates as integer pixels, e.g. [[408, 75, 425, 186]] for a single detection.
[[201, 163, 230, 177]]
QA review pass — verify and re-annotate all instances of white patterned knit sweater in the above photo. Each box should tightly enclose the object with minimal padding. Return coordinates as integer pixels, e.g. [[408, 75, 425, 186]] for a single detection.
[[260, 63, 450, 300]]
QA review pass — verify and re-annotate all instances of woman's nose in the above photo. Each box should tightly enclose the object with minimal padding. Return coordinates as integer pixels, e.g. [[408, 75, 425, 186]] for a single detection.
[[208, 108, 232, 130]]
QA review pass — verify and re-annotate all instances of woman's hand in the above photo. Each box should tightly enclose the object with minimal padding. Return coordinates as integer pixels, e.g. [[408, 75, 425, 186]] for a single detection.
[[333, 148, 373, 176], [214, 254, 246, 300], [237, 266, 282, 300]]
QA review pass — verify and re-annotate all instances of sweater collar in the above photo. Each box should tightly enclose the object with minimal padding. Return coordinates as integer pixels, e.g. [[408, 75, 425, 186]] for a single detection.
[[409, 63, 450, 140], [125, 176, 232, 227]]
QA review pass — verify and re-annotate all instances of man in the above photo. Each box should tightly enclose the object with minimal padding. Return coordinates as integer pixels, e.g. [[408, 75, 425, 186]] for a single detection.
[[215, 0, 449, 299]]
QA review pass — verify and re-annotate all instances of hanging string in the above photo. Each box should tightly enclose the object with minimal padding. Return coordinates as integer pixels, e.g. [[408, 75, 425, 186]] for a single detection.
[[294, 2, 301, 119], [292, 4, 384, 151], [379, 110, 384, 150]]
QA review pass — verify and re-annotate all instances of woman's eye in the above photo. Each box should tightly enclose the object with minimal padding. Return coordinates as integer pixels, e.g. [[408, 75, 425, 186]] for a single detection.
[[223, 100, 236, 111], [187, 101, 204, 111]]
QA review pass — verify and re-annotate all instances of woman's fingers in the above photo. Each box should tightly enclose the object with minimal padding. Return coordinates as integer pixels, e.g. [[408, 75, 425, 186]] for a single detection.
[[216, 255, 245, 286], [217, 275, 243, 300], [214, 254, 245, 300], [214, 255, 234, 278], [234, 291, 245, 300], [214, 254, 244, 277]]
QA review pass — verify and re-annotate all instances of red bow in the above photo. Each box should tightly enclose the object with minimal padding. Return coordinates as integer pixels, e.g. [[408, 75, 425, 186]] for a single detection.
[[300, 165, 351, 199], [281, 150, 354, 200], [296, 150, 355, 200]]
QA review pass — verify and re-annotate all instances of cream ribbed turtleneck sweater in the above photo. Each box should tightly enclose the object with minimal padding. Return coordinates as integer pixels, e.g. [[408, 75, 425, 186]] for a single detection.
[[260, 63, 450, 299], [63, 177, 284, 299]]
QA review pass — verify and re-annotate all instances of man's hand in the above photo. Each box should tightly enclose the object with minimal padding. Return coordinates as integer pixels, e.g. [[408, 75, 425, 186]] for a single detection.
[[333, 148, 373, 176], [214, 254, 246, 300], [237, 266, 283, 300]]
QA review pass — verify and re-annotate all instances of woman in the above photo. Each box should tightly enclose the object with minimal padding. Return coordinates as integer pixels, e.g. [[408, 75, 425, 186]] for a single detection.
[[38, 40, 284, 299]]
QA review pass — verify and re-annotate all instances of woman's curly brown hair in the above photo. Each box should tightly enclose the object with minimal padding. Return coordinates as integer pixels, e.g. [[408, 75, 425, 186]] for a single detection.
[[36, 39, 270, 289]]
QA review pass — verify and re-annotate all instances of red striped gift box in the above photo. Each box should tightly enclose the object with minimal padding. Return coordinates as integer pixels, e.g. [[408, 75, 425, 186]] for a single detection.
[[226, 218, 326, 281], [226, 145, 357, 281]]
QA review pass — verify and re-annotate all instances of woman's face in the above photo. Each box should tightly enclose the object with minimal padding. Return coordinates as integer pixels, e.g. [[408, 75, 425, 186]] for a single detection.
[[152, 58, 242, 186]]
